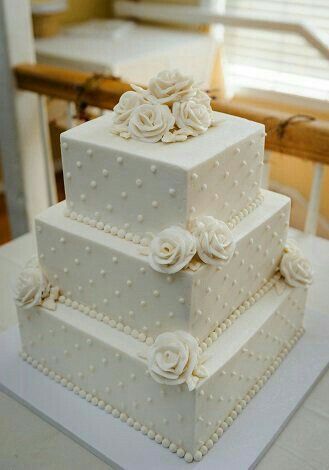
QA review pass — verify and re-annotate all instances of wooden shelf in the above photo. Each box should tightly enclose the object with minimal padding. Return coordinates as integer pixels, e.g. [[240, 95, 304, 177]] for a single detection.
[[14, 63, 329, 165]]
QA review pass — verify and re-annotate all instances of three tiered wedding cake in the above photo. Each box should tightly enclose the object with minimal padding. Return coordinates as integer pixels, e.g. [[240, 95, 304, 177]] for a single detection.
[[14, 70, 312, 463]]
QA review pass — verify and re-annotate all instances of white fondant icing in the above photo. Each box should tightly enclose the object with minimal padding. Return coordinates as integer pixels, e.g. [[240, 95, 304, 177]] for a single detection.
[[17, 283, 306, 462], [35, 191, 290, 342], [14, 68, 311, 464], [61, 112, 264, 237]]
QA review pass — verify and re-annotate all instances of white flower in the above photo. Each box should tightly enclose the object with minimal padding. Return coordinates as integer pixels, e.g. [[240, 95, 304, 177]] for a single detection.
[[280, 248, 313, 287], [191, 89, 212, 113], [147, 69, 195, 105], [14, 258, 50, 309], [111, 91, 146, 136], [149, 226, 196, 274], [147, 331, 207, 391], [172, 101, 211, 138], [128, 104, 175, 143], [191, 216, 235, 266]]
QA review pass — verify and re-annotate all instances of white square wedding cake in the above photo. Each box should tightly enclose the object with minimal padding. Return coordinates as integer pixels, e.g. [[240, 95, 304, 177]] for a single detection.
[[14, 70, 313, 463]]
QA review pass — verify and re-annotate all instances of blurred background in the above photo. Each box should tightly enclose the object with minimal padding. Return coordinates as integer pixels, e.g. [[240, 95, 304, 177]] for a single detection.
[[1, 0, 328, 245]]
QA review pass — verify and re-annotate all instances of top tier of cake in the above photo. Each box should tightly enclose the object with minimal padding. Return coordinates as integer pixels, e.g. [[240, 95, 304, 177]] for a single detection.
[[61, 112, 264, 240]]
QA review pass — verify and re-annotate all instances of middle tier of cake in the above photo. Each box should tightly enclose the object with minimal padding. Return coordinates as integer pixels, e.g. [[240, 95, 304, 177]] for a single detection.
[[35, 190, 290, 344]]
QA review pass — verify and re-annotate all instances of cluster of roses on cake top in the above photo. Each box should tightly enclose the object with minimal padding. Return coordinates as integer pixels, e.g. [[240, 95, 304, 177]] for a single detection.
[[111, 69, 214, 143]]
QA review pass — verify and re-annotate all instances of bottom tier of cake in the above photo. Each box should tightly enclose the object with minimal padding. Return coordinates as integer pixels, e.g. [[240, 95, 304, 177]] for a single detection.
[[17, 282, 307, 463]]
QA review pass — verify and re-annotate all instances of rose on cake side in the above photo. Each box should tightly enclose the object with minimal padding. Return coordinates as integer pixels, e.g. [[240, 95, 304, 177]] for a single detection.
[[147, 330, 208, 391], [14, 258, 51, 308], [149, 226, 196, 274], [191, 216, 236, 266], [14, 257, 60, 311], [280, 241, 313, 287], [128, 104, 175, 143]]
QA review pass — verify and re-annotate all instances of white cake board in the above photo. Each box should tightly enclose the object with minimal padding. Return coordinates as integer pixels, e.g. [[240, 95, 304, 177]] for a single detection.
[[1, 309, 329, 470]]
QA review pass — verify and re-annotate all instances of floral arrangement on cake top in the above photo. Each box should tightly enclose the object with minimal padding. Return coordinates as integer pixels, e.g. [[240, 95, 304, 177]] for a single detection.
[[111, 69, 214, 143]]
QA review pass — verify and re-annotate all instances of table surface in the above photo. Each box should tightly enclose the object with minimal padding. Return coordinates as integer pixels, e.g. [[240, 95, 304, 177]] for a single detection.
[[35, 20, 217, 88], [1, 229, 329, 470]]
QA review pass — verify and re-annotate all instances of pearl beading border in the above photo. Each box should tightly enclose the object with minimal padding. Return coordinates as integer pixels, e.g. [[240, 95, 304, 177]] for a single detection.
[[226, 192, 263, 230], [58, 295, 155, 346], [20, 326, 304, 463], [57, 270, 279, 349], [199, 272, 282, 352], [64, 192, 264, 247]]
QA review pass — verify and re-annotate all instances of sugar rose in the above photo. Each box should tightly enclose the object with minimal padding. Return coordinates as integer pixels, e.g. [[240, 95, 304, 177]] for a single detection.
[[147, 331, 207, 391], [173, 101, 211, 137], [112, 91, 146, 136], [15, 258, 50, 308], [191, 216, 235, 266], [128, 104, 174, 143], [280, 250, 313, 287], [149, 226, 196, 274], [148, 69, 195, 105]]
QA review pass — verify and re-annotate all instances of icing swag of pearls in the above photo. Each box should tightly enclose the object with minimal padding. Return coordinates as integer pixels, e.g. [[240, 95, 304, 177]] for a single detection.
[[111, 69, 214, 143], [146, 216, 236, 274]]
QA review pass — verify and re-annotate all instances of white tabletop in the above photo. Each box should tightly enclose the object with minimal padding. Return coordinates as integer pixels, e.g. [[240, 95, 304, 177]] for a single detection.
[[35, 20, 217, 88], [1, 229, 329, 469]]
